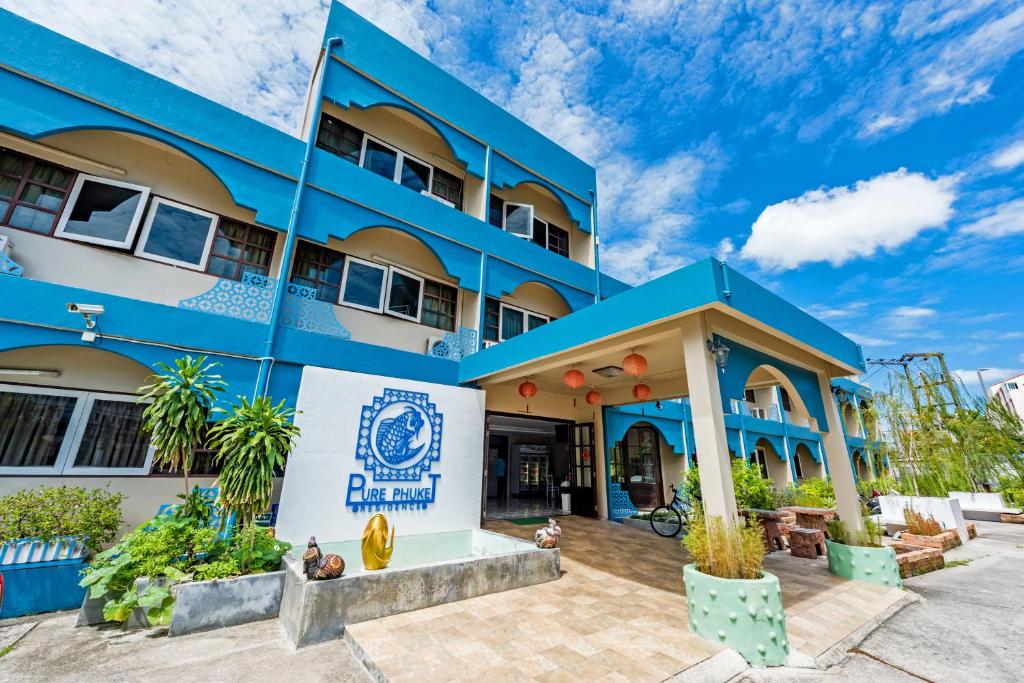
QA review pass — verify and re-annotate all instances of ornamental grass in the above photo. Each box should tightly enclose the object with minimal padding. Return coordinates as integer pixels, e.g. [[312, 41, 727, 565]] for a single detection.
[[683, 506, 764, 580]]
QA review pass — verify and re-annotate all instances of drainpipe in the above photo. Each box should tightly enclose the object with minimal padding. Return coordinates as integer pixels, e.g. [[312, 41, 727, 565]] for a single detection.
[[478, 147, 492, 351], [589, 190, 601, 303], [254, 36, 343, 396]]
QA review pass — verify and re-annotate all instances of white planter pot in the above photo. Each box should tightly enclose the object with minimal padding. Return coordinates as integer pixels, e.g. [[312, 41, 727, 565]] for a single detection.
[[561, 493, 571, 511]]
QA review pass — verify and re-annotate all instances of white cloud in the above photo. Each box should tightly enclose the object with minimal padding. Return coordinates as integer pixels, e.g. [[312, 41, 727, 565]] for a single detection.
[[341, 0, 445, 58], [739, 169, 957, 270], [715, 238, 735, 261], [0, 0, 337, 135], [805, 301, 869, 321], [842, 331, 894, 347], [990, 138, 1024, 170], [960, 198, 1024, 238], [597, 151, 707, 284]]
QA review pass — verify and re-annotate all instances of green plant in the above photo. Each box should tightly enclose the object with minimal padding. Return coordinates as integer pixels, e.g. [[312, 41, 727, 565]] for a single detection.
[[773, 483, 798, 509], [207, 395, 300, 569], [193, 555, 241, 581], [139, 355, 226, 496], [0, 485, 123, 553], [827, 517, 882, 548], [79, 513, 222, 625], [902, 506, 942, 536], [683, 506, 764, 580], [944, 559, 970, 569], [796, 477, 836, 508], [731, 459, 777, 510], [679, 459, 778, 512], [230, 527, 291, 574]]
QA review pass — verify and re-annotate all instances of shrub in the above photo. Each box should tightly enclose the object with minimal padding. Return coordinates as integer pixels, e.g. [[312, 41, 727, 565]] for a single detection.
[[683, 506, 764, 580], [827, 517, 883, 548], [0, 485, 123, 553], [680, 459, 778, 511], [796, 477, 836, 508], [903, 506, 943, 536], [773, 483, 799, 509]]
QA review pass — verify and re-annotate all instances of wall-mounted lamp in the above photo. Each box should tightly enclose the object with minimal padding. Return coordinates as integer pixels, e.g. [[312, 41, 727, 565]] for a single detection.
[[706, 338, 730, 372]]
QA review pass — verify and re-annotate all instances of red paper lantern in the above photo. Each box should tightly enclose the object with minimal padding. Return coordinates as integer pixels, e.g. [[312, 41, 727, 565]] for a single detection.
[[585, 389, 603, 406], [622, 352, 648, 377], [563, 368, 585, 389], [518, 380, 538, 399], [632, 382, 652, 401]]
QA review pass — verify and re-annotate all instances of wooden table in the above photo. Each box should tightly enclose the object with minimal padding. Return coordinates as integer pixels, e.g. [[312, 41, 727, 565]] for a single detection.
[[740, 508, 786, 552], [785, 506, 837, 538]]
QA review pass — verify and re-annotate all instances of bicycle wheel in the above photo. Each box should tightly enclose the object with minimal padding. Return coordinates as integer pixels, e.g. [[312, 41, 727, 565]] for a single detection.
[[649, 505, 682, 537]]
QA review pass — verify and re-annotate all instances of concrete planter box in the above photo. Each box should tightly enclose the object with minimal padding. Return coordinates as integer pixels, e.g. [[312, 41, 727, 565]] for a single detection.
[[825, 540, 902, 588], [891, 543, 944, 579], [279, 530, 559, 648], [683, 564, 788, 667], [169, 570, 285, 636], [900, 529, 960, 552], [78, 570, 285, 635]]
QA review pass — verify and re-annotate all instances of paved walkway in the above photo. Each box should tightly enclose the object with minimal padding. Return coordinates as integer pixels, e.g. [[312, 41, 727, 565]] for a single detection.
[[764, 520, 1024, 682], [345, 516, 906, 681]]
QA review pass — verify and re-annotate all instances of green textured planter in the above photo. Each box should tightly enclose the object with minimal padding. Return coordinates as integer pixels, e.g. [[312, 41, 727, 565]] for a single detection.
[[683, 564, 788, 667], [825, 540, 902, 588]]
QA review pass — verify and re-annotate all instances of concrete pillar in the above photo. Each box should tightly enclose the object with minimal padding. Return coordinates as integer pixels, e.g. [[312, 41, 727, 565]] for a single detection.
[[681, 315, 738, 523], [816, 372, 864, 531]]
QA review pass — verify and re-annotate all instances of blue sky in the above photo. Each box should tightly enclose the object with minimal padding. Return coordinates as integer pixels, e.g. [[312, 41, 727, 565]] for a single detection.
[[3, 0, 1023, 391]]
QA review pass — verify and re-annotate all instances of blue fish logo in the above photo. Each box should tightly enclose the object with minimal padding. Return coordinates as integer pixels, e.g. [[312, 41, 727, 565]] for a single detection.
[[374, 406, 426, 465]]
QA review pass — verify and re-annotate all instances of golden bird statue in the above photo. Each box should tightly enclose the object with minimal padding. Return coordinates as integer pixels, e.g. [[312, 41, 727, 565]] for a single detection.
[[361, 513, 395, 570]]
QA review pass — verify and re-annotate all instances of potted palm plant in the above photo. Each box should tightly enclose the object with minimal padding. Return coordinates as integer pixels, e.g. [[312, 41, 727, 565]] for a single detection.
[[683, 507, 789, 667]]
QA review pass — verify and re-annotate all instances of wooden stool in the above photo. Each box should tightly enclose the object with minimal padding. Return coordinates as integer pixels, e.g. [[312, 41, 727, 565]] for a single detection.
[[789, 528, 826, 559], [741, 509, 786, 553], [778, 522, 797, 548]]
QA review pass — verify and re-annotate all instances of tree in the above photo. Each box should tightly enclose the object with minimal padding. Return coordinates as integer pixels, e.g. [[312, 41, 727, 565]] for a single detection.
[[138, 356, 225, 497], [207, 396, 301, 563]]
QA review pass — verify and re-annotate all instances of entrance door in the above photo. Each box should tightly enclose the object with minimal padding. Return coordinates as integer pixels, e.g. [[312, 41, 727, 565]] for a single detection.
[[570, 422, 596, 516], [616, 425, 664, 509]]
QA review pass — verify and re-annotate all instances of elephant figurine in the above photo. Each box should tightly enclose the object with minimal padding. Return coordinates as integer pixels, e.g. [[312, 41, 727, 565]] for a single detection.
[[535, 518, 562, 549], [361, 514, 395, 570], [302, 536, 345, 580]]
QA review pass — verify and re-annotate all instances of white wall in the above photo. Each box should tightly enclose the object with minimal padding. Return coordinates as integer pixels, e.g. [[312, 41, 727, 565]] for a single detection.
[[275, 366, 486, 544]]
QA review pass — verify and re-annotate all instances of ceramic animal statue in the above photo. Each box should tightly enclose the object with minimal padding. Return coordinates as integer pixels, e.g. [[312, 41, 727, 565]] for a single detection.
[[534, 518, 562, 549], [375, 407, 425, 465], [361, 514, 395, 570], [302, 536, 345, 580]]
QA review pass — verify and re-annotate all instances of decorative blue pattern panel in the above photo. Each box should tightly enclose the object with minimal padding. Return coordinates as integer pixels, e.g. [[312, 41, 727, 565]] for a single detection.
[[0, 252, 22, 277], [428, 327, 477, 362], [608, 482, 639, 521], [178, 272, 275, 323], [279, 282, 351, 339]]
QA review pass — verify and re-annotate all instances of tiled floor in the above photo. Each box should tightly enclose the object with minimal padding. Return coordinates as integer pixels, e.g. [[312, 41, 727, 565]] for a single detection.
[[487, 497, 569, 520], [345, 516, 906, 681]]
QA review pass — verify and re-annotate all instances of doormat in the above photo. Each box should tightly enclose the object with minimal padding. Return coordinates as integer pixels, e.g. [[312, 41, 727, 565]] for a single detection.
[[507, 516, 551, 526]]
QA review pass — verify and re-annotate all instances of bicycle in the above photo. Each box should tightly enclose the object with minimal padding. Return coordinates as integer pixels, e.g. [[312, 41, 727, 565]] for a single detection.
[[649, 484, 688, 537]]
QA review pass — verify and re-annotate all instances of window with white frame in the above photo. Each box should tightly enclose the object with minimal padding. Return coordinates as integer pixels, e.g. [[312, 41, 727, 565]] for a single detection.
[[0, 385, 154, 475], [492, 300, 550, 341], [503, 202, 534, 239], [752, 447, 769, 479], [340, 256, 387, 312], [793, 450, 804, 480], [385, 268, 423, 322], [54, 174, 150, 248], [135, 197, 219, 270], [359, 136, 433, 194]]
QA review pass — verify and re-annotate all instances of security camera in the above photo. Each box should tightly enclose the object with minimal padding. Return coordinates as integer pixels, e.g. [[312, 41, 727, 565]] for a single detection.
[[67, 303, 105, 315]]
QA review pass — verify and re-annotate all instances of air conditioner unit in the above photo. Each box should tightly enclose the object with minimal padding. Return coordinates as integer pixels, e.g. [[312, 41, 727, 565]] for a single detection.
[[0, 235, 12, 256], [425, 336, 445, 355], [482, 340, 497, 349], [751, 407, 768, 420], [420, 190, 456, 209]]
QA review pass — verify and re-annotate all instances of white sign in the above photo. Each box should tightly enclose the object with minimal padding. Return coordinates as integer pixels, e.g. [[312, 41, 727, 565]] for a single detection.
[[275, 366, 486, 544]]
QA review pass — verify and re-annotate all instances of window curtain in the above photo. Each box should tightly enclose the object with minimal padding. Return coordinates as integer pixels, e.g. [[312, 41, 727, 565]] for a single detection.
[[501, 307, 525, 339], [0, 391, 77, 467], [72, 400, 150, 469]]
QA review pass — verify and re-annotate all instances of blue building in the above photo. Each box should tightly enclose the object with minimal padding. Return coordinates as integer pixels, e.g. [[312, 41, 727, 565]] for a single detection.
[[0, 3, 878, 537]]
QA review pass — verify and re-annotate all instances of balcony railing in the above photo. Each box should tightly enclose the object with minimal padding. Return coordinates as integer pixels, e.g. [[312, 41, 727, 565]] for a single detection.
[[731, 400, 781, 422]]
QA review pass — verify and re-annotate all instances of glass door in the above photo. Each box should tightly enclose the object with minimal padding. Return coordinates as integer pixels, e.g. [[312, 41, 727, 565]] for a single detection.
[[570, 422, 596, 516]]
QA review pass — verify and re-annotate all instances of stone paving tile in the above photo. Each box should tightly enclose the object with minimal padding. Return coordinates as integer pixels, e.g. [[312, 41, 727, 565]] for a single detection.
[[345, 516, 906, 680]]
